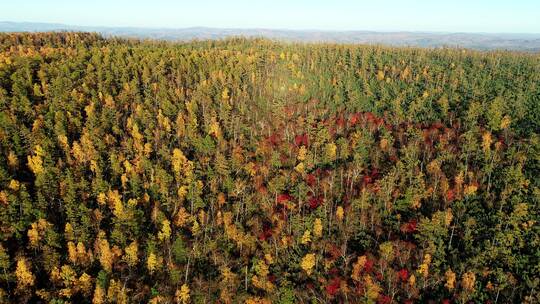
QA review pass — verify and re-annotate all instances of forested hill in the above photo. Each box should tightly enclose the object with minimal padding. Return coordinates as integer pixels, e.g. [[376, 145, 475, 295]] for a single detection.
[[2, 21, 540, 51], [0, 32, 539, 303]]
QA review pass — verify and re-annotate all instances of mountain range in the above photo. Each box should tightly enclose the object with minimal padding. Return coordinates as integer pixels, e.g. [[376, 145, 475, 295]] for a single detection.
[[1, 21, 540, 51]]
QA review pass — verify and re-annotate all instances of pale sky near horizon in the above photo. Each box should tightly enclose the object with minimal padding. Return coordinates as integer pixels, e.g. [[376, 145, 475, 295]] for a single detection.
[[2, 0, 539, 33]]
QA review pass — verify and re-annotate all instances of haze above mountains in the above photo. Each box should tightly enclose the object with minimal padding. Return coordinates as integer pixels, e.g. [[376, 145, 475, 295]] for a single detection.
[[2, 21, 540, 51]]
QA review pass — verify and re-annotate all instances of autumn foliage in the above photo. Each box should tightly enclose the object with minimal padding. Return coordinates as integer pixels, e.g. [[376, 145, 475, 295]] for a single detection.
[[0, 32, 539, 303]]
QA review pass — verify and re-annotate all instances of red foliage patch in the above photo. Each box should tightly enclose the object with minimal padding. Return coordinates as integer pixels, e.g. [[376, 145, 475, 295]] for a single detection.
[[446, 189, 455, 202], [258, 222, 273, 241], [336, 116, 346, 128], [362, 168, 380, 187], [398, 268, 409, 282], [325, 277, 341, 296], [277, 194, 292, 204], [308, 196, 323, 209], [257, 184, 267, 194], [364, 259, 374, 273], [497, 137, 506, 147], [305, 174, 316, 186], [267, 133, 281, 146], [327, 244, 341, 261], [294, 133, 309, 147], [377, 294, 392, 304], [349, 112, 362, 126], [362, 175, 372, 186], [371, 168, 380, 179], [400, 219, 417, 234], [365, 112, 376, 122]]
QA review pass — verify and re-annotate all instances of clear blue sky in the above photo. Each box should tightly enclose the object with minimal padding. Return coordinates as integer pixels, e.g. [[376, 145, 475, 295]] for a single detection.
[[2, 0, 540, 33]]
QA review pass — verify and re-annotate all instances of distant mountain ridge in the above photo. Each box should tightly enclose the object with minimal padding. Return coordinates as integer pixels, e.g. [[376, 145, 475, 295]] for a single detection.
[[1, 21, 540, 51]]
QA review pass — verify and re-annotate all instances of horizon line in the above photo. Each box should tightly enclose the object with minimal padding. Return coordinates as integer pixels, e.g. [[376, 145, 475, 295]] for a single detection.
[[2, 20, 540, 36]]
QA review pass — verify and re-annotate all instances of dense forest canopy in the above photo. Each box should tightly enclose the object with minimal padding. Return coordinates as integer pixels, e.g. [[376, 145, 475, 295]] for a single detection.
[[0, 32, 539, 303]]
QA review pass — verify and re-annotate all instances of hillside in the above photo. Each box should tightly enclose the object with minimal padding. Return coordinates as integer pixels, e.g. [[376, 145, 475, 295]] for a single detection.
[[0, 32, 539, 303]]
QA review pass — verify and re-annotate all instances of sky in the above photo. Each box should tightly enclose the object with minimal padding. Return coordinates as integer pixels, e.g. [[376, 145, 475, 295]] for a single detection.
[[2, 0, 540, 33]]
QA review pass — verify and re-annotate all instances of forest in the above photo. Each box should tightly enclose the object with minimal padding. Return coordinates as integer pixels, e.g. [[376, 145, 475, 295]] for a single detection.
[[0, 32, 539, 303]]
